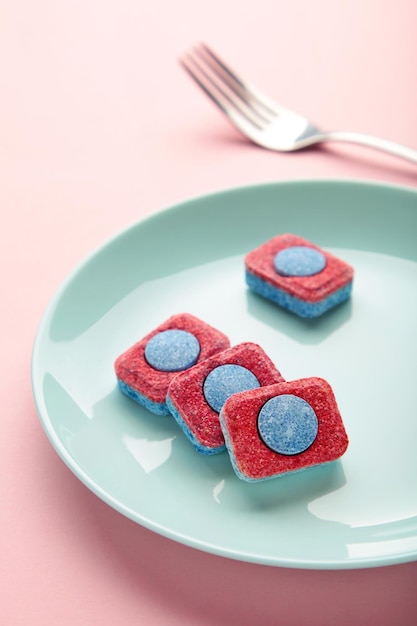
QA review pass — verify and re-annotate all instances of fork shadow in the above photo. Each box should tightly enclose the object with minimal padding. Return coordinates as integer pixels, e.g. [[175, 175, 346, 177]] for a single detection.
[[196, 119, 417, 184]]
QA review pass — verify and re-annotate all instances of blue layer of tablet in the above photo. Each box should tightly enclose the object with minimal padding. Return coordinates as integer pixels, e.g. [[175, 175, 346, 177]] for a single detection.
[[166, 394, 226, 455], [246, 270, 352, 318], [117, 379, 171, 416]]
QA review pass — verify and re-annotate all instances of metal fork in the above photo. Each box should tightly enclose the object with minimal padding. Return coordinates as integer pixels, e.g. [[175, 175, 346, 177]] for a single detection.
[[180, 44, 417, 165]]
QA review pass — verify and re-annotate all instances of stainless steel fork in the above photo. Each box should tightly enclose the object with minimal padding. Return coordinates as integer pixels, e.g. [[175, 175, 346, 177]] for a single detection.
[[180, 44, 417, 165]]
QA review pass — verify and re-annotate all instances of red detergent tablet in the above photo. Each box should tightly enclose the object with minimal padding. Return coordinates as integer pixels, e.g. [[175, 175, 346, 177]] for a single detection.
[[245, 233, 354, 318], [166, 342, 285, 454], [115, 313, 230, 415], [220, 377, 349, 481]]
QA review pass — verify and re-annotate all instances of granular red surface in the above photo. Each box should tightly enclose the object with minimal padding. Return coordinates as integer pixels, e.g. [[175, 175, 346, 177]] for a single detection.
[[114, 313, 230, 404], [245, 233, 353, 303], [220, 377, 349, 481], [167, 342, 285, 450]]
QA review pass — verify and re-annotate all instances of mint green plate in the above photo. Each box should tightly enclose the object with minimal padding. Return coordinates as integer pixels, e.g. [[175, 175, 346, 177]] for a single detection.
[[32, 180, 417, 569]]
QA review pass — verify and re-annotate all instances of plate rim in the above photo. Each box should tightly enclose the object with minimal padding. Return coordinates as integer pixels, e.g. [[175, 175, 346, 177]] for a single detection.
[[31, 178, 417, 570]]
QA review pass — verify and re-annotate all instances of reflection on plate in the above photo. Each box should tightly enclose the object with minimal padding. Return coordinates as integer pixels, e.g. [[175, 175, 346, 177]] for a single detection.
[[32, 180, 417, 569]]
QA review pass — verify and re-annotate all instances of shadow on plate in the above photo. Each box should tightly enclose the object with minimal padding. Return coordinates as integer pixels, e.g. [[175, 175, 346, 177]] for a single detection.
[[245, 288, 353, 344]]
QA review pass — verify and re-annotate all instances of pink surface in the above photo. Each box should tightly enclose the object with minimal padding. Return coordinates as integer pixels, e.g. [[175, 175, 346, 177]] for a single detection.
[[1, 1, 416, 624]]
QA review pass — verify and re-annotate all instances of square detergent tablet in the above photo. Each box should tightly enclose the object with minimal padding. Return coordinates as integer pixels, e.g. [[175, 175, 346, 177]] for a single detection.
[[166, 342, 285, 454], [219, 377, 349, 481], [115, 313, 230, 415], [245, 233, 354, 318]]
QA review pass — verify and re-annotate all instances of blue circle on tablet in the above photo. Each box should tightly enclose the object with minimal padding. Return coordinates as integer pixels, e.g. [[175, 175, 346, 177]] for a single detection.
[[257, 394, 318, 455], [274, 246, 326, 277], [144, 329, 200, 372], [203, 364, 260, 413]]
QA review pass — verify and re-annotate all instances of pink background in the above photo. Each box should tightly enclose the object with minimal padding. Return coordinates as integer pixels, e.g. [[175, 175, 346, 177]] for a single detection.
[[1, 1, 416, 624]]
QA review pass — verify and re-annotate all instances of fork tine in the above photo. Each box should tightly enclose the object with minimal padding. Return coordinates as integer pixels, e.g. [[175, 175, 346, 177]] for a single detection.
[[180, 55, 230, 116], [181, 52, 266, 130], [197, 44, 279, 117], [199, 43, 247, 89]]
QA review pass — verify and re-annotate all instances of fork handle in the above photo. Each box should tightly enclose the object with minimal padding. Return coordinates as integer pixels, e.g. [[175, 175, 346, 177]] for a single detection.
[[316, 131, 417, 164]]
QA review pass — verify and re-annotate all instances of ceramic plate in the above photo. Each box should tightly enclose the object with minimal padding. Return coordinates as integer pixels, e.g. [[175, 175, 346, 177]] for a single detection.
[[32, 180, 417, 569]]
